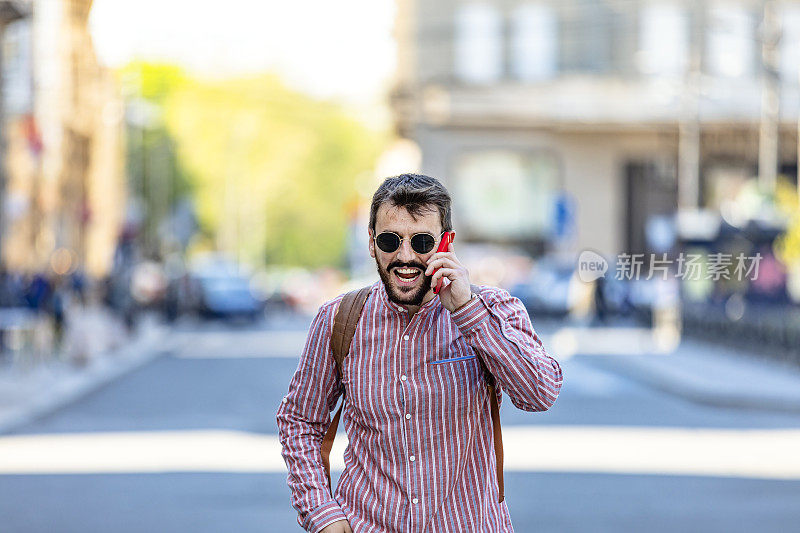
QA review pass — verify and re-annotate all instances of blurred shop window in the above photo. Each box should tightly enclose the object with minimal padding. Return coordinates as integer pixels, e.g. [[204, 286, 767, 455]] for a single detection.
[[452, 150, 559, 240], [454, 3, 503, 83], [559, 0, 611, 74], [511, 4, 558, 82], [706, 4, 755, 78], [780, 5, 800, 84], [637, 3, 688, 77]]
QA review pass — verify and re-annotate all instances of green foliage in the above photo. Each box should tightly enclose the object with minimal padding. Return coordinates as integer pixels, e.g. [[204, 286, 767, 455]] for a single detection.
[[774, 178, 800, 268], [160, 73, 384, 267], [119, 61, 188, 102], [122, 62, 196, 256]]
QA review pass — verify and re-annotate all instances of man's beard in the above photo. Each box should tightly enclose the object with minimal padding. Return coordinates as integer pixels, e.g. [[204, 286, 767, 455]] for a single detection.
[[375, 257, 432, 306]]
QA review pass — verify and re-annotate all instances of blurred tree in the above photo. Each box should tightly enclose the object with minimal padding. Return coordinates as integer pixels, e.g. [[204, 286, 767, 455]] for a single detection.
[[120, 62, 196, 258], [122, 61, 187, 103], [774, 177, 800, 268], [162, 73, 384, 268]]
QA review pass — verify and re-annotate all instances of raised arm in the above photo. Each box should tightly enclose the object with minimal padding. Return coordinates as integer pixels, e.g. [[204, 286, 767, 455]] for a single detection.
[[450, 287, 563, 412], [276, 300, 348, 532]]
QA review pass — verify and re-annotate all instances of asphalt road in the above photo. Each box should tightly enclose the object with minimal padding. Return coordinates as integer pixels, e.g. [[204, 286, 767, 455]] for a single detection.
[[2, 315, 800, 532]]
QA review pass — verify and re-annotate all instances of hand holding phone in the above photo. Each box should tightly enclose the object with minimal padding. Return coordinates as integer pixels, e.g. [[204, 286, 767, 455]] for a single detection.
[[432, 232, 454, 294]]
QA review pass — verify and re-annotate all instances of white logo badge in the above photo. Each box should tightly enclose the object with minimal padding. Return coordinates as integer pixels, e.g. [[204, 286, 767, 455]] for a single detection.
[[577, 250, 608, 283]]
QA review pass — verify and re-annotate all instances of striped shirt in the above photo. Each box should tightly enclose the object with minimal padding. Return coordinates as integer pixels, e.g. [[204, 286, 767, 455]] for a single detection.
[[277, 280, 563, 532]]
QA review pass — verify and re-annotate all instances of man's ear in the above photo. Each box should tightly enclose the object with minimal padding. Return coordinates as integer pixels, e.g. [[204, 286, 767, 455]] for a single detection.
[[368, 228, 375, 258]]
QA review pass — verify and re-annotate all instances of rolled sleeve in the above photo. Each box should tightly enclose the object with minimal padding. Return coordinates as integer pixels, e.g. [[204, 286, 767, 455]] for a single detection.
[[303, 500, 348, 533], [451, 286, 563, 412]]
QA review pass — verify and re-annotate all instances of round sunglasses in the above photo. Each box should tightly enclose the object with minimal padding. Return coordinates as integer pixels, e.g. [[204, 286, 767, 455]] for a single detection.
[[374, 231, 445, 254]]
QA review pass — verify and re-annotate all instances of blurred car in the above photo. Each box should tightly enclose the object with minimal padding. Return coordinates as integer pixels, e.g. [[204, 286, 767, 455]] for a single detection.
[[193, 273, 265, 320], [510, 258, 593, 318], [595, 273, 634, 318], [626, 276, 680, 321]]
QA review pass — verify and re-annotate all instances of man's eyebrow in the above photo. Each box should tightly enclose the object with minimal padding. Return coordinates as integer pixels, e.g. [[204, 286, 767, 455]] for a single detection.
[[379, 229, 436, 235]]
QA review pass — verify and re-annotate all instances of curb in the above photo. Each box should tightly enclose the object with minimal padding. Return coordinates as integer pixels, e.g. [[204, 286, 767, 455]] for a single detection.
[[581, 354, 800, 413], [0, 318, 172, 435]]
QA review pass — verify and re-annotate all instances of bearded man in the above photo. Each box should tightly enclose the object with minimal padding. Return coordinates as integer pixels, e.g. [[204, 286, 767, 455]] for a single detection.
[[277, 173, 563, 532]]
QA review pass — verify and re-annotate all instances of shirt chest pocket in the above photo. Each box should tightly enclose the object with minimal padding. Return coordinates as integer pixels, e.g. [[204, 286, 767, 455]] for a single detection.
[[427, 337, 483, 413], [430, 334, 479, 366]]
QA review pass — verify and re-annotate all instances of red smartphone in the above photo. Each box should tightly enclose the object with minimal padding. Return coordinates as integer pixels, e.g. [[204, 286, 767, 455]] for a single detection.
[[432, 231, 454, 294]]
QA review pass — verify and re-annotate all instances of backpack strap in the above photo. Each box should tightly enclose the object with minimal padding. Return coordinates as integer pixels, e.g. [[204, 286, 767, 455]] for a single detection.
[[321, 285, 372, 495], [471, 284, 504, 503]]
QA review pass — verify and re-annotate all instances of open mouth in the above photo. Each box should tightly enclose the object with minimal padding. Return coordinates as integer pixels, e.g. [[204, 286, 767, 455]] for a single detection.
[[393, 267, 422, 285]]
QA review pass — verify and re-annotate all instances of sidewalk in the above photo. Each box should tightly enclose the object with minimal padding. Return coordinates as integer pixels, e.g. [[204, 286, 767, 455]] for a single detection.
[[564, 326, 800, 412], [0, 306, 170, 434]]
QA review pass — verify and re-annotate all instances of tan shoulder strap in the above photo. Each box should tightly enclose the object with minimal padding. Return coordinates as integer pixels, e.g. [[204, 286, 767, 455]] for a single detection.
[[321, 286, 372, 495], [331, 285, 373, 378], [470, 284, 504, 502]]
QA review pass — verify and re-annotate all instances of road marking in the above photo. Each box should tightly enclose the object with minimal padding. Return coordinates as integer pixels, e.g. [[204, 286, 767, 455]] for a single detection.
[[1, 426, 800, 479], [168, 327, 666, 360], [172, 331, 308, 358]]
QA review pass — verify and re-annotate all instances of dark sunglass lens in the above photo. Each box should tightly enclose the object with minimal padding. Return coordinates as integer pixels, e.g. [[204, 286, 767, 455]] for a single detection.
[[411, 234, 436, 254], [376, 233, 401, 252]]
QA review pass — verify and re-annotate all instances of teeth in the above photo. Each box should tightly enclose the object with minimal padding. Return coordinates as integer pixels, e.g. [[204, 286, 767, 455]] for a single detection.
[[397, 268, 419, 274]]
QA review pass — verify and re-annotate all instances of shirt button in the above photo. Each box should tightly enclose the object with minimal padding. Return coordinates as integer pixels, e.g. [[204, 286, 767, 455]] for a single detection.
[[400, 374, 407, 381], [412, 498, 419, 504], [409, 455, 415, 462], [405, 413, 411, 419], [282, 397, 288, 403], [403, 335, 409, 341]]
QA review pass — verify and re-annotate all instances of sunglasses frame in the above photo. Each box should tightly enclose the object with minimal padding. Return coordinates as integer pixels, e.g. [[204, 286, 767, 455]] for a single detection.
[[373, 231, 446, 255]]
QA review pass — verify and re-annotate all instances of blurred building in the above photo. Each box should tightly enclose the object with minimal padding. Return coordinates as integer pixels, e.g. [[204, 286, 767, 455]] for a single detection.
[[392, 0, 800, 257], [2, 0, 124, 277], [0, 1, 28, 264]]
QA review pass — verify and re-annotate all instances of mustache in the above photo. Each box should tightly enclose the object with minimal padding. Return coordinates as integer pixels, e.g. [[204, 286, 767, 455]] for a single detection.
[[387, 261, 427, 273]]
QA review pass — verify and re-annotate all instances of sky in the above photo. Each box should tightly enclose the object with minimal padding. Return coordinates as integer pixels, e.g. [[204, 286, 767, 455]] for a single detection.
[[89, 0, 397, 103]]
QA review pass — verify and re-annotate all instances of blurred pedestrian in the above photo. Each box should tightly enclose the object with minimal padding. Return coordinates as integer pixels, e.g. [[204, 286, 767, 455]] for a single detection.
[[25, 272, 52, 313], [50, 276, 67, 350], [594, 274, 608, 325], [70, 268, 88, 305]]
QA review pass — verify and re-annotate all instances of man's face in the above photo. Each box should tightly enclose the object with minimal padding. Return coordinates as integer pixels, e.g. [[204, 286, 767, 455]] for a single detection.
[[369, 203, 443, 306]]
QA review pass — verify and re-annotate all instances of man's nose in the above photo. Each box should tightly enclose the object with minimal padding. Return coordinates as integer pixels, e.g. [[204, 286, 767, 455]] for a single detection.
[[396, 239, 416, 263]]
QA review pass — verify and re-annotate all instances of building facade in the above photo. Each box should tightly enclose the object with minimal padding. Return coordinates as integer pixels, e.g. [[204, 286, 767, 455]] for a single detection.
[[2, 0, 124, 277], [392, 0, 800, 257]]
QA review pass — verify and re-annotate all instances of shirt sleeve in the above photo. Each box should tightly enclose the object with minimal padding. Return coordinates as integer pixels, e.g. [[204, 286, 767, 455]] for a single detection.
[[276, 300, 348, 533], [450, 286, 563, 412]]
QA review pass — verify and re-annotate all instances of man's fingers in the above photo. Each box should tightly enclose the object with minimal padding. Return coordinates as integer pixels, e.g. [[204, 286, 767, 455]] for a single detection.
[[426, 257, 460, 275], [431, 250, 458, 261], [431, 267, 457, 287]]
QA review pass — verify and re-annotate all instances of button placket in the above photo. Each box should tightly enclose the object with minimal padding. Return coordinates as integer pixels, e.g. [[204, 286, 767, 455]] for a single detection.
[[398, 329, 421, 518]]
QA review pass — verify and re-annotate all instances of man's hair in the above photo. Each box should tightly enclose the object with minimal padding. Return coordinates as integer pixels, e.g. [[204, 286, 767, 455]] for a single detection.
[[369, 173, 453, 233]]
